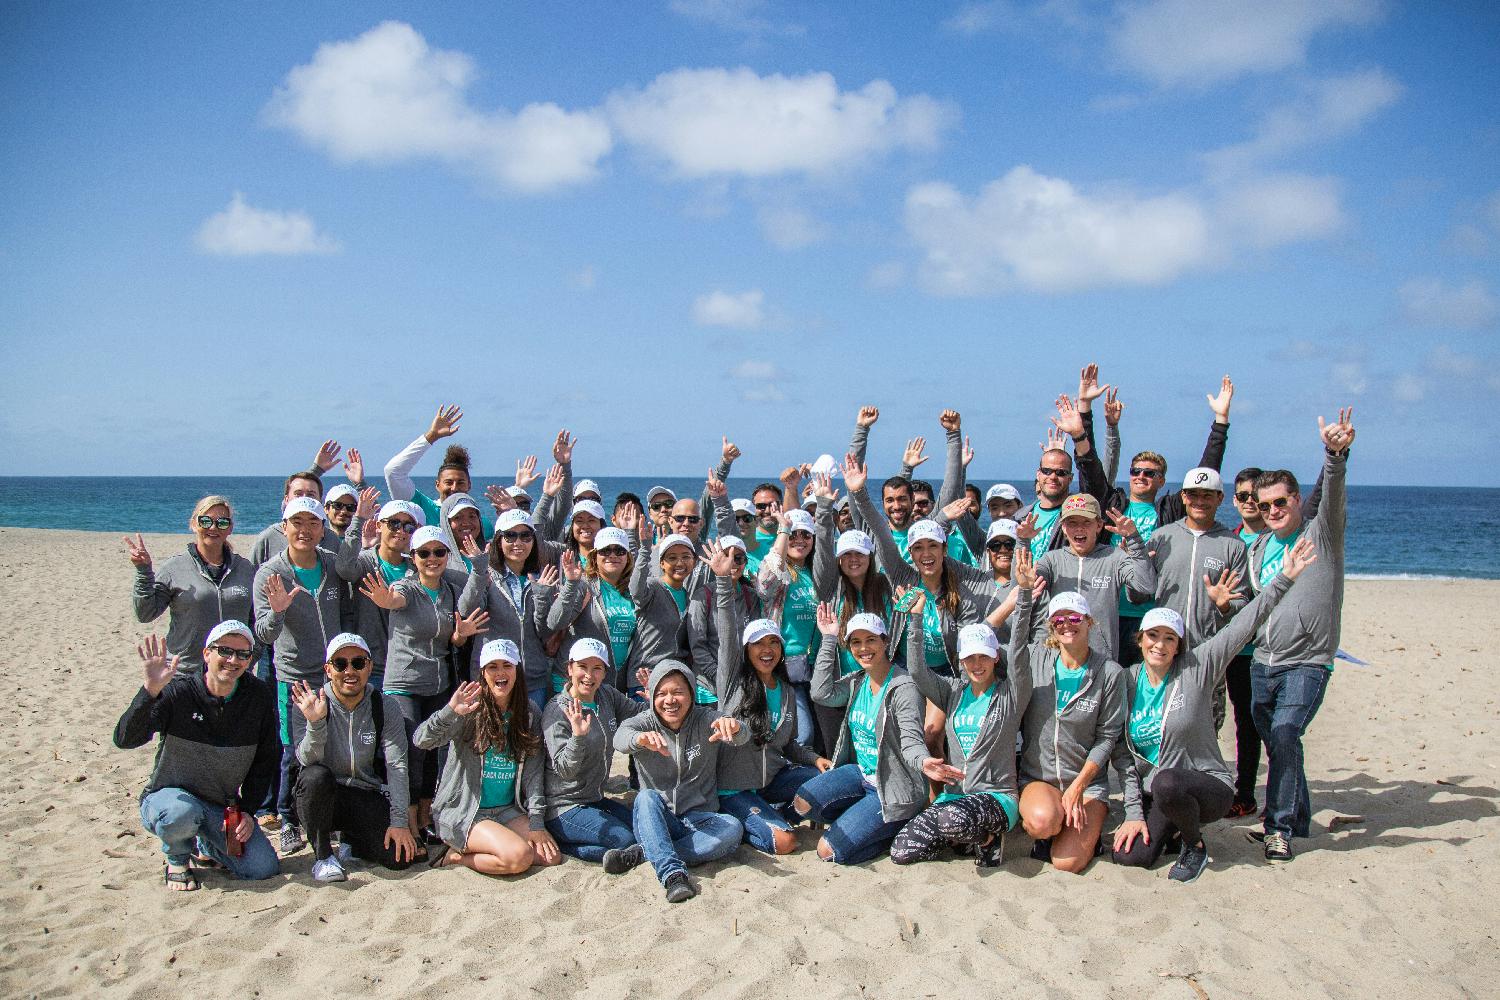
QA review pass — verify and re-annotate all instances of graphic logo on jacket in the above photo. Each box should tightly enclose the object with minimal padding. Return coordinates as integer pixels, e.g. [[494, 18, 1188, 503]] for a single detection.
[[1202, 556, 1225, 574], [684, 743, 703, 765], [359, 729, 375, 746], [1071, 697, 1098, 715]]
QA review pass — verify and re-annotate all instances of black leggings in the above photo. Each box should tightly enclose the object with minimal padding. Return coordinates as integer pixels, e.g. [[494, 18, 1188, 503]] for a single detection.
[[813, 703, 846, 760], [389, 691, 452, 804], [890, 793, 1012, 865], [1112, 767, 1234, 868], [1225, 654, 1262, 803], [293, 764, 414, 869]]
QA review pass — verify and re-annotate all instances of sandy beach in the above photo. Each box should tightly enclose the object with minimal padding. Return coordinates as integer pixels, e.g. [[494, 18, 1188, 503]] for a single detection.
[[1, 526, 1495, 999]]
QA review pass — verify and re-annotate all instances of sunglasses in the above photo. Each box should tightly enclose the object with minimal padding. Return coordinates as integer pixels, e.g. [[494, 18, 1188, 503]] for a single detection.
[[499, 530, 533, 543], [330, 656, 371, 673], [1037, 467, 1070, 478], [414, 547, 449, 559], [986, 540, 1016, 553], [382, 519, 418, 534], [789, 530, 813, 541], [1234, 491, 1255, 502], [649, 502, 674, 512], [1128, 467, 1162, 479], [1049, 614, 1085, 627], [326, 501, 357, 513], [1256, 497, 1293, 513], [597, 546, 628, 558], [208, 644, 254, 662], [735, 513, 755, 523], [196, 516, 233, 530], [754, 501, 777, 511], [671, 515, 702, 525], [730, 551, 747, 562]]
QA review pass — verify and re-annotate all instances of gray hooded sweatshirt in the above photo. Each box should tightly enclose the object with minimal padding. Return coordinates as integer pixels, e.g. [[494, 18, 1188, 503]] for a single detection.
[[252, 548, 347, 684], [1148, 519, 1251, 649], [381, 568, 469, 697], [334, 517, 405, 672], [134, 544, 256, 674], [613, 661, 751, 816], [1010, 586, 1126, 802], [1033, 535, 1156, 660], [415, 702, 547, 850], [540, 684, 648, 820], [296, 683, 411, 828], [1115, 573, 1295, 819], [460, 555, 560, 702]]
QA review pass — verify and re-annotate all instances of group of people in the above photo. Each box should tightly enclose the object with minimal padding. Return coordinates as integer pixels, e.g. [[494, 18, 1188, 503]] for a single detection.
[[117, 365, 1354, 901]]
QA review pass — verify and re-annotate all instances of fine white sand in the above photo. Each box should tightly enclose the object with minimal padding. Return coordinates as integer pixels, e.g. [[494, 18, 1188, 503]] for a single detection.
[[1, 527, 1496, 998]]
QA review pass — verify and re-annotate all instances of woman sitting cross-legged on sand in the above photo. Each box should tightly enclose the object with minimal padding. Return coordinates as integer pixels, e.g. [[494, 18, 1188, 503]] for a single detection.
[[795, 606, 928, 865], [613, 661, 750, 903], [414, 638, 561, 876], [1112, 536, 1317, 883]]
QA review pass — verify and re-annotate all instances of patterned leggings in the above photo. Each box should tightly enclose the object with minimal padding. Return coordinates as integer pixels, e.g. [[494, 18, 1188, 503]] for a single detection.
[[890, 793, 1012, 865]]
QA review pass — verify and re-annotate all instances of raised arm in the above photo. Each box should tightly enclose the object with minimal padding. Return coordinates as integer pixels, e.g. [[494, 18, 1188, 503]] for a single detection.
[[936, 410, 965, 508], [845, 455, 918, 588], [900, 590, 958, 708], [849, 406, 877, 467], [712, 568, 745, 697], [810, 477, 840, 600]]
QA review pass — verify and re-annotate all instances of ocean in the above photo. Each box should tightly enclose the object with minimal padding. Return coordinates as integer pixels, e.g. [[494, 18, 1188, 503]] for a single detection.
[[1, 476, 1495, 580]]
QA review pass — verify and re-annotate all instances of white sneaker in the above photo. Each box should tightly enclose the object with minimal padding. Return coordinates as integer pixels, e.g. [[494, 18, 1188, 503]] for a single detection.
[[311, 856, 347, 883]]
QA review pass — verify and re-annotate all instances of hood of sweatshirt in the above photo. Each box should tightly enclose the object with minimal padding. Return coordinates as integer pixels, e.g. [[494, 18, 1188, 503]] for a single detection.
[[646, 659, 697, 726]]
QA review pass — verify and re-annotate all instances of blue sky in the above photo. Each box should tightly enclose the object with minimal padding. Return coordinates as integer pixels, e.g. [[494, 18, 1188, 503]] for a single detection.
[[2, 1, 1497, 485]]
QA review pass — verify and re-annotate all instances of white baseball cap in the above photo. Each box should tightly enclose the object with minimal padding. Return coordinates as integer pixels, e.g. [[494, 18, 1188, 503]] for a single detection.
[[1181, 467, 1224, 493], [325, 632, 371, 660], [646, 485, 676, 504], [377, 500, 424, 526], [480, 638, 521, 665], [845, 612, 888, 639], [742, 619, 783, 646], [835, 530, 874, 557], [205, 620, 254, 647], [496, 509, 535, 533], [506, 485, 529, 500], [986, 484, 1021, 503], [574, 479, 601, 500], [907, 519, 946, 547], [410, 525, 449, 552], [810, 453, 839, 476], [731, 498, 755, 516], [282, 496, 327, 522], [1046, 591, 1091, 619], [785, 509, 816, 535], [833, 495, 850, 512], [446, 493, 480, 517], [572, 499, 606, 522], [986, 519, 1019, 542], [569, 637, 610, 664], [957, 624, 1000, 660], [593, 526, 630, 551], [801, 496, 818, 512], [719, 534, 747, 554], [658, 532, 694, 555], [324, 484, 357, 505], [1140, 607, 1186, 639]]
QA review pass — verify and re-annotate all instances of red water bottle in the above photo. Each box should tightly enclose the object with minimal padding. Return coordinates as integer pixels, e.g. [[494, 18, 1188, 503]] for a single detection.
[[224, 804, 243, 858]]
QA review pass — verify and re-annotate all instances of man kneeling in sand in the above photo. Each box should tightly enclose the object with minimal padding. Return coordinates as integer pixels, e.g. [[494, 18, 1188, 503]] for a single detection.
[[114, 622, 281, 890]]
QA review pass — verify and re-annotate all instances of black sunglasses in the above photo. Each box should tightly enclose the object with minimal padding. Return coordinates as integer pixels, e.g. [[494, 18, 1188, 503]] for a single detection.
[[499, 530, 533, 542], [597, 546, 628, 558], [330, 655, 371, 672], [754, 501, 777, 511], [672, 515, 702, 525], [326, 501, 357, 513], [1234, 491, 1255, 502], [1256, 497, 1293, 513], [649, 502, 674, 511], [1037, 467, 1070, 478], [986, 540, 1016, 553], [382, 519, 418, 534], [1128, 467, 1162, 479], [414, 547, 449, 559], [735, 513, 754, 523], [208, 644, 254, 662], [197, 516, 233, 530]]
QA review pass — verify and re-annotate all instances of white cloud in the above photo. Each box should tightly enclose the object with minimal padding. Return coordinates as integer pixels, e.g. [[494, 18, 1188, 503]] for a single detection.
[[1399, 278, 1500, 330], [1391, 373, 1426, 403], [1214, 173, 1344, 247], [606, 67, 956, 178], [264, 21, 611, 193], [1205, 69, 1401, 173], [942, 2, 1009, 35], [866, 260, 907, 289], [195, 193, 341, 256], [905, 166, 1212, 294], [1113, 0, 1385, 88], [1428, 344, 1478, 377], [758, 207, 828, 249], [730, 358, 787, 402], [669, 0, 803, 37], [693, 289, 765, 329], [1331, 360, 1368, 395]]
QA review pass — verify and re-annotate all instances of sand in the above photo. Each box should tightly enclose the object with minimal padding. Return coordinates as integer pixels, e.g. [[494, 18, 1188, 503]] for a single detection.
[[1, 526, 1495, 999]]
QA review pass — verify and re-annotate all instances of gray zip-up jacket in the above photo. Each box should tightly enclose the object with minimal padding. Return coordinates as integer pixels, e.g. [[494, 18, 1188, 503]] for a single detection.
[[1034, 536, 1156, 660], [335, 518, 405, 671], [415, 703, 547, 847], [541, 685, 648, 820], [134, 544, 256, 674], [812, 642, 929, 824], [252, 549, 347, 684], [905, 622, 1032, 803], [542, 532, 666, 691], [685, 573, 762, 696], [382, 570, 469, 696], [1115, 573, 1295, 819], [296, 683, 411, 828], [614, 662, 751, 815], [1248, 448, 1348, 670], [1010, 586, 1126, 802], [713, 575, 824, 792], [1148, 520, 1251, 649], [460, 557, 559, 702]]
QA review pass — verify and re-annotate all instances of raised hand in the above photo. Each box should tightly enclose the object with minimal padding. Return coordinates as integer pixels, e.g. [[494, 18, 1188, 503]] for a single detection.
[[343, 448, 364, 485], [1012, 546, 1037, 590], [124, 533, 152, 568], [1041, 425, 1067, 454], [358, 572, 401, 610], [635, 667, 651, 691], [721, 436, 741, 463], [1014, 513, 1039, 543], [1104, 386, 1123, 427], [355, 486, 381, 520], [1077, 363, 1108, 409], [453, 608, 490, 641], [815, 601, 840, 639], [921, 757, 966, 784], [1319, 407, 1355, 451], [552, 429, 576, 464], [562, 697, 593, 738], [291, 679, 328, 723], [542, 464, 564, 498], [362, 517, 380, 548], [635, 731, 672, 756], [856, 405, 879, 428], [939, 409, 961, 433], [842, 453, 867, 493], [138, 634, 179, 695], [961, 435, 974, 468], [537, 563, 560, 588], [811, 471, 836, 501], [707, 717, 741, 743], [1104, 508, 1139, 538], [903, 436, 929, 469], [1207, 375, 1234, 422], [941, 497, 970, 522], [449, 681, 483, 715], [560, 549, 582, 582], [515, 455, 539, 489], [485, 484, 516, 514], [900, 585, 927, 616], [615, 504, 640, 534], [705, 540, 736, 579], [705, 470, 727, 499], [1050, 395, 1084, 440], [1204, 566, 1244, 611], [1282, 535, 1319, 580], [779, 465, 803, 490], [314, 439, 342, 473], [460, 536, 487, 562], [426, 404, 462, 443], [264, 574, 307, 614]]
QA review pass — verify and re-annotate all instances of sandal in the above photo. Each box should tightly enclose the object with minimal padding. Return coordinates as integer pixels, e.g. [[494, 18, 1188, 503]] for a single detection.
[[164, 862, 199, 892]]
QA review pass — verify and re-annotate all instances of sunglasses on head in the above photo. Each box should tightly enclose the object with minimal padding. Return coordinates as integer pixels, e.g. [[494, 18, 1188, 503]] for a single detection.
[[197, 516, 233, 530], [499, 530, 532, 543], [208, 643, 254, 662], [1037, 467, 1070, 478], [330, 655, 371, 673], [1256, 497, 1293, 513], [1050, 613, 1085, 627], [1234, 491, 1256, 502], [414, 547, 449, 559], [597, 545, 628, 558], [1128, 467, 1161, 479], [326, 501, 357, 513], [382, 518, 418, 534], [986, 540, 1016, 553], [671, 515, 702, 525]]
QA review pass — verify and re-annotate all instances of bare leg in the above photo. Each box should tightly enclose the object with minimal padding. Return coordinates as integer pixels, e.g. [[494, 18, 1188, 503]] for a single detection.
[[1050, 799, 1108, 874], [1019, 782, 1064, 840], [448, 819, 538, 877]]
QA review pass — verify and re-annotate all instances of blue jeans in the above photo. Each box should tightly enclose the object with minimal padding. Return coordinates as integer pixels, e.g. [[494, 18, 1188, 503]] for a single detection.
[[789, 681, 815, 745], [720, 764, 820, 853], [546, 799, 637, 863], [793, 764, 904, 865], [140, 788, 280, 879], [1250, 662, 1331, 839], [630, 790, 743, 885]]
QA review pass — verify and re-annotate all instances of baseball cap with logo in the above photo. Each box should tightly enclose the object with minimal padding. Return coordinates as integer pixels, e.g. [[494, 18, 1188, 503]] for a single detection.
[[957, 623, 1000, 660], [1059, 494, 1100, 522], [985, 483, 1021, 503], [1181, 467, 1224, 493], [1140, 607, 1186, 638], [845, 612, 888, 639]]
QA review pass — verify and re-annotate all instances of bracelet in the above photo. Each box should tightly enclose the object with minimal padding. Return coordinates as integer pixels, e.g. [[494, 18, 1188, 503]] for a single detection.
[[1071, 434, 1086, 443]]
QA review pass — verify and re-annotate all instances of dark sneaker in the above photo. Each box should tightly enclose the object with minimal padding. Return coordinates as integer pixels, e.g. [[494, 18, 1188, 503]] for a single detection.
[[1163, 832, 1183, 856], [1168, 842, 1209, 884], [976, 833, 1004, 869], [663, 872, 697, 903], [602, 844, 645, 875], [279, 824, 306, 855], [1029, 838, 1052, 863], [1263, 831, 1293, 862], [1226, 799, 1258, 819]]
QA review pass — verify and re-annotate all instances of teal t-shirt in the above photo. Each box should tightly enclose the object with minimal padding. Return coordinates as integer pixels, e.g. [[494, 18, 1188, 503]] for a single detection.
[[479, 745, 518, 808], [744, 528, 776, 576], [933, 682, 1019, 827], [1238, 525, 1261, 546], [1028, 505, 1061, 559], [1259, 527, 1300, 588], [948, 528, 977, 567], [666, 585, 688, 615], [918, 583, 949, 668], [892, 526, 910, 562], [848, 675, 890, 779], [1054, 659, 1088, 714], [782, 569, 820, 658], [766, 682, 783, 729], [599, 583, 638, 680], [377, 556, 406, 585], [291, 561, 323, 595], [421, 583, 442, 604], [1117, 500, 1159, 617], [412, 490, 495, 537], [1129, 672, 1170, 766]]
